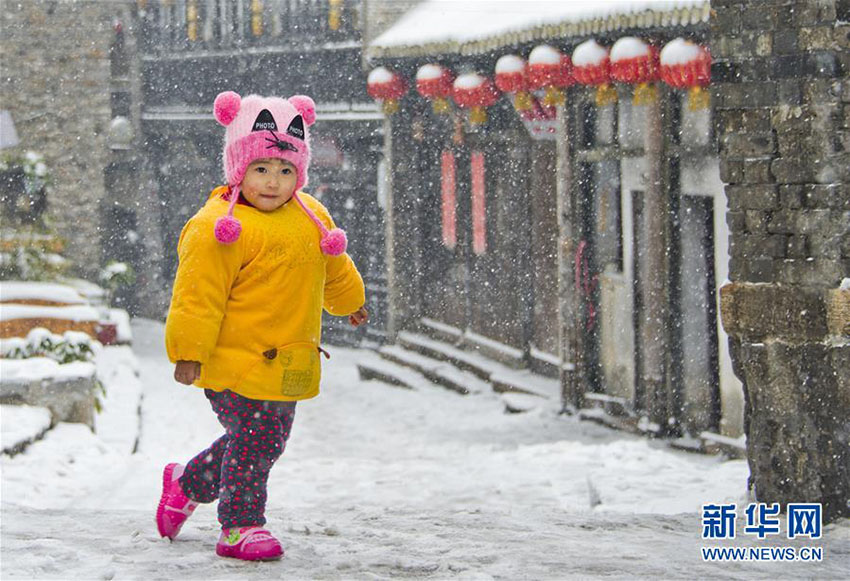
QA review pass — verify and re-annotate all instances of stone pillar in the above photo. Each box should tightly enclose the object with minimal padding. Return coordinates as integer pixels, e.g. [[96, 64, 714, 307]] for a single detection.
[[712, 0, 850, 522], [383, 111, 423, 340], [640, 92, 673, 432], [556, 103, 581, 410], [382, 116, 401, 341]]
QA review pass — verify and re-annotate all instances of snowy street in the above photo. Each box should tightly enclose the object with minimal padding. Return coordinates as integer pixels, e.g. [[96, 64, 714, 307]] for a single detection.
[[2, 319, 848, 580]]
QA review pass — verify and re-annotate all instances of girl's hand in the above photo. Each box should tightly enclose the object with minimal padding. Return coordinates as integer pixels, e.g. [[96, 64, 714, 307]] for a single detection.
[[174, 360, 201, 385], [349, 306, 369, 327]]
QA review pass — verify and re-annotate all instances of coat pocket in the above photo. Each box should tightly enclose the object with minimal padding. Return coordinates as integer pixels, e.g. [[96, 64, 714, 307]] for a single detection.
[[238, 341, 321, 398]]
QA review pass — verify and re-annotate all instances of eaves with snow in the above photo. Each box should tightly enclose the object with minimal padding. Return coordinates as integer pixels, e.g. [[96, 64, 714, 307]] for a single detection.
[[367, 0, 710, 60]]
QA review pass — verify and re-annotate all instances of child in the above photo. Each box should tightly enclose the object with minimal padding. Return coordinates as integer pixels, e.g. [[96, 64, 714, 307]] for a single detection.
[[156, 91, 368, 561]]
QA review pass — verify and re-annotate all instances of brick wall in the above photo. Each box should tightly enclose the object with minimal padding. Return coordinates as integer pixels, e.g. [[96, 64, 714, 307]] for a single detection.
[[1, 0, 114, 276], [712, 0, 850, 522]]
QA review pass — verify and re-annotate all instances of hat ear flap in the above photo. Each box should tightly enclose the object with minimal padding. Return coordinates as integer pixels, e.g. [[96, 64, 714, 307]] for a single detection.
[[214, 91, 242, 126], [288, 95, 316, 126]]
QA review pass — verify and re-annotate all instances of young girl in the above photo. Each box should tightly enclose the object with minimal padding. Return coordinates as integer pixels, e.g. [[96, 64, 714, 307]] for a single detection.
[[156, 91, 368, 561]]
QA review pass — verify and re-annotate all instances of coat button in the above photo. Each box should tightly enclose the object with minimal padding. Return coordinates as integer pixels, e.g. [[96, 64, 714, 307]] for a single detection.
[[263, 348, 278, 360]]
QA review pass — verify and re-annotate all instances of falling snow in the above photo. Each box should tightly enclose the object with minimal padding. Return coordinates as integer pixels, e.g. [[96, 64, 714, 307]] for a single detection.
[[2, 320, 848, 579]]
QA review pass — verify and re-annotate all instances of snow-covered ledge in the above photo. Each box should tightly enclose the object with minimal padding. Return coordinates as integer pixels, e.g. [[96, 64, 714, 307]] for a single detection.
[[0, 359, 98, 428]]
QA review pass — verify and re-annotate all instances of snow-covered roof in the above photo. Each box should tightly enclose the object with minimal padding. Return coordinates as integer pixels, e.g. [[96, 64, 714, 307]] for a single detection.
[[368, 0, 709, 59]]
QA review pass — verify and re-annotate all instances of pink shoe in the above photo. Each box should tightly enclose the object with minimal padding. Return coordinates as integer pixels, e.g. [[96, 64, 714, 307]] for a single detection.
[[216, 527, 284, 561], [156, 463, 199, 539]]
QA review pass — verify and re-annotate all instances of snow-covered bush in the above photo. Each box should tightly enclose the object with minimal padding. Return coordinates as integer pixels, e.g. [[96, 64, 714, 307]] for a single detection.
[[99, 260, 136, 307], [0, 244, 69, 281], [99, 260, 135, 294], [0, 327, 99, 363], [0, 150, 50, 192]]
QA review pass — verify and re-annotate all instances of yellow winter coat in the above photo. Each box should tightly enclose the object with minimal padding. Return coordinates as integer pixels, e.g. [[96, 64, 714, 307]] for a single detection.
[[165, 186, 365, 401]]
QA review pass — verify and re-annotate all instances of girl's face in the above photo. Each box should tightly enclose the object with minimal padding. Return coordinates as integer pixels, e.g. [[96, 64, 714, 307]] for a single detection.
[[241, 158, 298, 212]]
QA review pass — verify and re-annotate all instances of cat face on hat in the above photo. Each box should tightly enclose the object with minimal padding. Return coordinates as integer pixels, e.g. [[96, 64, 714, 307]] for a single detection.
[[214, 91, 316, 192]]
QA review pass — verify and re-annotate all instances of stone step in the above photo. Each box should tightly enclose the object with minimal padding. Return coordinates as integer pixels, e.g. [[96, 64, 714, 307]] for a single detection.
[[396, 331, 559, 399], [397, 331, 491, 381], [377, 344, 488, 395], [418, 316, 463, 345], [582, 392, 633, 418], [358, 342, 561, 415], [359, 351, 549, 414], [1, 404, 54, 457], [577, 407, 641, 434], [501, 392, 547, 414], [356, 360, 417, 390], [700, 431, 747, 460], [418, 318, 525, 368]]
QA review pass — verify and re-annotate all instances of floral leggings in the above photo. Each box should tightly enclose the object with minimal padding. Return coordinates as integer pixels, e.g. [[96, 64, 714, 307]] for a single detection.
[[178, 389, 296, 529]]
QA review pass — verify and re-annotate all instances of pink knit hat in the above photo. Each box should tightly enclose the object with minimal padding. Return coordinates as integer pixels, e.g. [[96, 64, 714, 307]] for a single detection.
[[211, 91, 347, 255]]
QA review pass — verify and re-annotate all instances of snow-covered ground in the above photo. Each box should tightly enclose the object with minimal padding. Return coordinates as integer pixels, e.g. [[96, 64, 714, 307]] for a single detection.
[[1, 319, 848, 579]]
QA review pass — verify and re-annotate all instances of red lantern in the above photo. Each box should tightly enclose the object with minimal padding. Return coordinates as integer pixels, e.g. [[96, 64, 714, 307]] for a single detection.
[[495, 55, 533, 111], [416, 64, 454, 114], [660, 38, 712, 110], [527, 45, 573, 107], [610, 37, 660, 105], [367, 66, 408, 115], [452, 73, 499, 125], [572, 39, 617, 106]]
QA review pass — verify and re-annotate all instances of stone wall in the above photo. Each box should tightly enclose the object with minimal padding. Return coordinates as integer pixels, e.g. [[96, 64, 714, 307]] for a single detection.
[[361, 0, 421, 49], [712, 0, 850, 522], [0, 0, 114, 277]]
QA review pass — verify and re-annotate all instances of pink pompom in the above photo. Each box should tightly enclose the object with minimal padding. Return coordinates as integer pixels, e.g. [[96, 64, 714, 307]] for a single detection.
[[289, 95, 316, 126], [214, 215, 242, 244], [214, 91, 241, 126], [321, 228, 347, 255]]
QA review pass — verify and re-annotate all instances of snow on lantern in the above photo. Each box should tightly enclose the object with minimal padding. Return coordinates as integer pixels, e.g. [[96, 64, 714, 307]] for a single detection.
[[416, 64, 454, 114], [527, 45, 573, 107], [367, 66, 408, 115], [610, 37, 660, 106], [572, 39, 617, 107], [452, 73, 499, 125], [495, 55, 533, 111], [660, 38, 711, 111]]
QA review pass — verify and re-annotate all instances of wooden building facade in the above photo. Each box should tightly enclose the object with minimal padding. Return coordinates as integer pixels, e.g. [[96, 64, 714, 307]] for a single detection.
[[130, 0, 389, 344], [366, 1, 744, 438]]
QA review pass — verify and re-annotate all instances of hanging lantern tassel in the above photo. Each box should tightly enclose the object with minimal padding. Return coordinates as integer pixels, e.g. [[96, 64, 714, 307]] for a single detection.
[[252, 0, 263, 37], [432, 96, 451, 114], [688, 86, 710, 110], [469, 106, 487, 125], [632, 82, 657, 106], [595, 84, 618, 107], [382, 99, 400, 115], [329, 0, 342, 31], [514, 91, 533, 110], [187, 0, 198, 42], [542, 86, 565, 107]]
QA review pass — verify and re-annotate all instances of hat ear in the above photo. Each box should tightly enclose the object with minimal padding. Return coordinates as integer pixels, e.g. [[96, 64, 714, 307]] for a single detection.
[[288, 95, 316, 126], [214, 91, 241, 126]]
